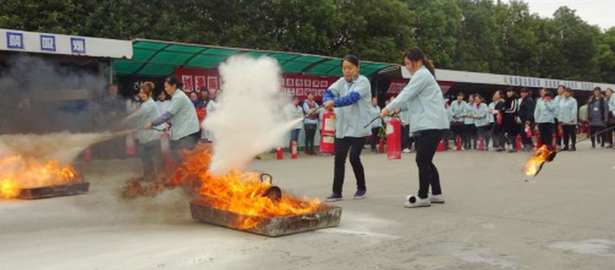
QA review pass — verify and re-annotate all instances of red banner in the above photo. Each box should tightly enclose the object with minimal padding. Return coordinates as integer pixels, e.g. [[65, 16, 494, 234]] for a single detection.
[[176, 68, 337, 101], [386, 78, 453, 97]]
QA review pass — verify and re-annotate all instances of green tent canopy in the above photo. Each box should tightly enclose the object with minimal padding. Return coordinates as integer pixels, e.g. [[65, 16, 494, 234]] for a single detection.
[[113, 39, 396, 78]]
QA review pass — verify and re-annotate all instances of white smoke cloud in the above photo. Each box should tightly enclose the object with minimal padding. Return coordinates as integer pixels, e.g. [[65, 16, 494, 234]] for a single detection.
[[204, 56, 301, 175], [0, 131, 132, 166]]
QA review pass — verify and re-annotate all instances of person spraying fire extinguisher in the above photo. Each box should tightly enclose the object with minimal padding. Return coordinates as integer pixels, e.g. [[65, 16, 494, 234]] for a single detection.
[[380, 48, 449, 208], [322, 55, 372, 202]]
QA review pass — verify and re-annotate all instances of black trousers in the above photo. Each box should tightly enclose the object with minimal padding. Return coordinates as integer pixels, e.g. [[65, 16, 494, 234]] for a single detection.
[[304, 124, 317, 151], [451, 124, 463, 146], [589, 125, 606, 147], [333, 137, 366, 194], [554, 119, 562, 146], [491, 123, 505, 149], [414, 129, 445, 199], [401, 125, 410, 150], [463, 124, 476, 149], [476, 125, 490, 148], [370, 127, 380, 151], [538, 123, 554, 150], [170, 132, 199, 161], [139, 140, 161, 178], [606, 122, 615, 146], [562, 125, 576, 148]]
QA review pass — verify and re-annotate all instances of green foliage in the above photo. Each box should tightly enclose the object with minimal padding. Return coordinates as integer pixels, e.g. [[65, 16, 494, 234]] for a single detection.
[[1, 0, 614, 83]]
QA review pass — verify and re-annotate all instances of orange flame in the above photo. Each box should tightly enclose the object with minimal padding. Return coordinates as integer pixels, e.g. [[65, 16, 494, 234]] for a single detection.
[[134, 144, 321, 229], [524, 145, 552, 177], [0, 155, 82, 199]]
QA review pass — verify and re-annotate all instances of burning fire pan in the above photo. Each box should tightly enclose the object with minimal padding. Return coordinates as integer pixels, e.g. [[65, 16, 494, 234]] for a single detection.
[[18, 181, 90, 200], [190, 200, 342, 237]]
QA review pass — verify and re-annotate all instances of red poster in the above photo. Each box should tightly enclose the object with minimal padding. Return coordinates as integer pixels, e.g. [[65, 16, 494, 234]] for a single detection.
[[182, 75, 194, 92], [195, 76, 206, 92], [175, 68, 336, 101], [207, 77, 218, 91]]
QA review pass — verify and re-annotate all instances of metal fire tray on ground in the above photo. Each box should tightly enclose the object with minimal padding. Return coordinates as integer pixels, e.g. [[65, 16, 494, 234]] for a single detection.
[[18, 182, 90, 200], [190, 200, 342, 237]]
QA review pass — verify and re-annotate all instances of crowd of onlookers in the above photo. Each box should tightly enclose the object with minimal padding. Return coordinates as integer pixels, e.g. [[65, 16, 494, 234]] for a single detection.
[[98, 81, 615, 165], [439, 86, 615, 153]]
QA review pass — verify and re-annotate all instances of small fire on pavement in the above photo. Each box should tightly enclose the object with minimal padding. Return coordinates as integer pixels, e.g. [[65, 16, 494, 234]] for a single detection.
[[0, 155, 88, 199]]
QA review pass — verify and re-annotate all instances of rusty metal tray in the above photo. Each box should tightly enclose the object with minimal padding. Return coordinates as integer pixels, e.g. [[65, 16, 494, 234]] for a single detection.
[[190, 200, 342, 237], [18, 182, 90, 200]]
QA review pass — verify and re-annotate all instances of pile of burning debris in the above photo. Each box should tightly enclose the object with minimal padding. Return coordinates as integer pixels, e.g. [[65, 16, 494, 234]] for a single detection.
[[121, 143, 341, 237], [0, 155, 88, 199]]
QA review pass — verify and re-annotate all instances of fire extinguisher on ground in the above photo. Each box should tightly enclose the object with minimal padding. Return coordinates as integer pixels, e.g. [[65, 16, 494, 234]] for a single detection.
[[386, 117, 402, 160], [291, 141, 298, 159], [320, 111, 336, 154]]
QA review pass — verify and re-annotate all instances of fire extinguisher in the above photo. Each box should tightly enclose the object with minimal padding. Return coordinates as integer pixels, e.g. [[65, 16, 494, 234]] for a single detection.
[[83, 147, 92, 162], [319, 111, 336, 154], [378, 138, 385, 153], [386, 117, 402, 160], [456, 135, 462, 151], [276, 148, 284, 160], [126, 133, 136, 156], [525, 122, 532, 138], [291, 141, 298, 159]]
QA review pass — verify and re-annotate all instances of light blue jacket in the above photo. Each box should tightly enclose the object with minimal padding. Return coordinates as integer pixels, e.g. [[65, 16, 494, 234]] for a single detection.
[[464, 102, 475, 125], [534, 98, 558, 124], [609, 96, 615, 115], [472, 103, 489, 127], [386, 66, 449, 134], [553, 95, 565, 120], [323, 75, 372, 138], [558, 97, 578, 125], [167, 90, 200, 140], [125, 98, 162, 144], [370, 105, 382, 128], [399, 105, 412, 125], [450, 100, 466, 123], [488, 102, 496, 123]]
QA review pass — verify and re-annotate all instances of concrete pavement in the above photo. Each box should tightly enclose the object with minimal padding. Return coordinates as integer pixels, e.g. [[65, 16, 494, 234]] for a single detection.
[[1, 144, 614, 270]]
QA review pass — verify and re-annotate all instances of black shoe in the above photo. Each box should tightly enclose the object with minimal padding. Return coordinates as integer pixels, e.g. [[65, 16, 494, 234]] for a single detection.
[[561, 147, 569, 151], [570, 146, 576, 151], [507, 149, 517, 153]]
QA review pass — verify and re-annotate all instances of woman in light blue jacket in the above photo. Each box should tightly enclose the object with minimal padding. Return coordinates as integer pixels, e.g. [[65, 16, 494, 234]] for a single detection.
[[464, 94, 477, 149], [322, 55, 372, 202], [381, 48, 449, 208], [534, 90, 558, 150], [123, 82, 162, 180], [559, 88, 578, 151], [472, 94, 490, 147]]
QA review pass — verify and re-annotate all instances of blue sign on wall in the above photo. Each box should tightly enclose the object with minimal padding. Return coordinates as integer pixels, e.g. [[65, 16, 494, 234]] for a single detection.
[[40, 35, 56, 52], [6, 32, 24, 49], [71, 37, 86, 54]]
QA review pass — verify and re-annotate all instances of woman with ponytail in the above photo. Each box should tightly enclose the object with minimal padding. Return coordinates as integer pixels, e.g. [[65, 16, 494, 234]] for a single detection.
[[380, 48, 449, 208], [123, 82, 162, 180]]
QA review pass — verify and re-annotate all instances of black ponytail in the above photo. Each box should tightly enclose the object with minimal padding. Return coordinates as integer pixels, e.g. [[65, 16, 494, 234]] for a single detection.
[[403, 48, 435, 77], [165, 75, 183, 88], [341, 54, 360, 67]]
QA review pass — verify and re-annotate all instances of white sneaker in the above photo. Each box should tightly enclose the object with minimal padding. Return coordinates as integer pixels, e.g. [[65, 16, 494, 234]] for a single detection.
[[402, 148, 411, 153], [404, 195, 431, 208], [430, 194, 445, 204]]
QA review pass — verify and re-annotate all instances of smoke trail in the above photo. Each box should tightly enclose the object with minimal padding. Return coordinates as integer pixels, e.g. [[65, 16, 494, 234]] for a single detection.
[[204, 56, 299, 175], [0, 130, 134, 166]]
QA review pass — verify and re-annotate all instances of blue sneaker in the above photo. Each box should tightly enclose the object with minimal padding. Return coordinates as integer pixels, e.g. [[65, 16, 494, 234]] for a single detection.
[[354, 189, 367, 200], [325, 193, 342, 202]]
